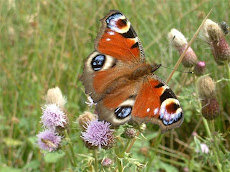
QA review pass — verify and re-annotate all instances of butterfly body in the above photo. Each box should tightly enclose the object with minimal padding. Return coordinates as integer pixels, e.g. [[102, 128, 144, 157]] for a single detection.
[[81, 10, 183, 132]]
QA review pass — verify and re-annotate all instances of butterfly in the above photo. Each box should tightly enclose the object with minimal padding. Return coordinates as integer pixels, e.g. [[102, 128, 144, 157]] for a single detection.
[[81, 10, 183, 133]]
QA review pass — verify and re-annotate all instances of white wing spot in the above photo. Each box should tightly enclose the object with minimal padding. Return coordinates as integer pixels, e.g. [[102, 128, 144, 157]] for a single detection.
[[106, 38, 111, 41], [146, 108, 150, 112], [108, 31, 115, 35], [154, 108, 159, 115]]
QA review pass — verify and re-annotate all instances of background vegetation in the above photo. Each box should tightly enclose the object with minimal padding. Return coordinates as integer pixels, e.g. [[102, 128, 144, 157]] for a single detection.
[[0, 0, 230, 171]]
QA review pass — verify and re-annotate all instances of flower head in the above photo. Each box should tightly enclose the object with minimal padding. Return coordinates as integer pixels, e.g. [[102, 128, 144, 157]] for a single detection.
[[37, 130, 62, 152], [201, 98, 220, 120], [123, 128, 137, 139], [200, 19, 230, 65], [81, 119, 114, 149], [78, 111, 96, 130], [46, 87, 66, 110], [196, 75, 216, 99], [194, 61, 206, 76], [168, 28, 197, 67], [41, 104, 67, 129], [101, 158, 113, 167]]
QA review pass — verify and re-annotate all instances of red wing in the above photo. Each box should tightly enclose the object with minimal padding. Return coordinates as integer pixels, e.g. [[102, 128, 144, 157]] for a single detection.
[[95, 10, 145, 62], [132, 76, 184, 133]]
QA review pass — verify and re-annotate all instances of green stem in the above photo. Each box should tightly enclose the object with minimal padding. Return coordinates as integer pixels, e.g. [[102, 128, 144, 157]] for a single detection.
[[146, 130, 163, 172], [117, 157, 123, 172], [64, 130, 77, 167], [224, 61, 230, 95], [210, 120, 224, 170], [202, 117, 223, 172], [93, 150, 98, 172], [63, 145, 75, 167]]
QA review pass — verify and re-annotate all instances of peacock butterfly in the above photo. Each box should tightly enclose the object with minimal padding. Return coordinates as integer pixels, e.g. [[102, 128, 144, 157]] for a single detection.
[[81, 10, 183, 133]]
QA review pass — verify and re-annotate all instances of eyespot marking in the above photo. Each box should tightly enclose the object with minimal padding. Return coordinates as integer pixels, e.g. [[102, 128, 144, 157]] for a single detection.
[[91, 54, 106, 71], [114, 106, 132, 119]]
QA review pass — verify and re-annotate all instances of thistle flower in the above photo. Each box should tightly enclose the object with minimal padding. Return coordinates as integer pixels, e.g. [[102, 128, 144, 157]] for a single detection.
[[101, 158, 113, 167], [78, 111, 96, 130], [46, 87, 66, 110], [201, 98, 220, 120], [193, 61, 206, 76], [200, 19, 230, 65], [123, 128, 137, 139], [168, 28, 197, 67], [37, 130, 62, 152], [196, 75, 216, 99], [41, 104, 67, 129], [81, 119, 115, 149]]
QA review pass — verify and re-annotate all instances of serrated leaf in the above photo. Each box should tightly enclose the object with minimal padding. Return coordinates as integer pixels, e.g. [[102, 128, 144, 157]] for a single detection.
[[3, 137, 23, 147], [44, 151, 65, 163]]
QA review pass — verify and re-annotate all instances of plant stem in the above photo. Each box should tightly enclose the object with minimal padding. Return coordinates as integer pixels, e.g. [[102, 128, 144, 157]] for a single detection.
[[117, 157, 123, 172], [210, 120, 224, 170], [202, 117, 223, 172], [64, 130, 77, 167], [146, 130, 163, 172], [224, 61, 230, 95], [125, 131, 140, 153], [93, 150, 98, 172]]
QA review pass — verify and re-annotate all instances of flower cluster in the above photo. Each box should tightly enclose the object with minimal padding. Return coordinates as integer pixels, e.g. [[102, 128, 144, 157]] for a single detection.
[[37, 87, 67, 152]]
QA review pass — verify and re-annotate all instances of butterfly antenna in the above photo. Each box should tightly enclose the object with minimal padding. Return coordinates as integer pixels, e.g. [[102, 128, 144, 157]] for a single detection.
[[160, 65, 193, 74]]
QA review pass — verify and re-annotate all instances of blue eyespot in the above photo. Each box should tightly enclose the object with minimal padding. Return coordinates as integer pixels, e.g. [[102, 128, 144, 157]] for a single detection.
[[114, 106, 132, 119], [91, 54, 106, 71]]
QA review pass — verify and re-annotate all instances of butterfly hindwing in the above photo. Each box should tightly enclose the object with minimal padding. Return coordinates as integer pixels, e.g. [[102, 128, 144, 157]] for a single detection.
[[132, 76, 183, 132]]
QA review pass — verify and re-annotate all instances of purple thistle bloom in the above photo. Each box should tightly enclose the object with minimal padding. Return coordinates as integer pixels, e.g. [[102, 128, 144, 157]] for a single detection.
[[41, 104, 67, 129], [37, 130, 62, 152], [81, 119, 114, 149]]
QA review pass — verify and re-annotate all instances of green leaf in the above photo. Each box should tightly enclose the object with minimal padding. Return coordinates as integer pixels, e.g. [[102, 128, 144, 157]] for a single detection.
[[44, 151, 65, 163], [23, 160, 40, 170], [157, 161, 178, 172], [27, 136, 38, 149], [0, 165, 22, 172]]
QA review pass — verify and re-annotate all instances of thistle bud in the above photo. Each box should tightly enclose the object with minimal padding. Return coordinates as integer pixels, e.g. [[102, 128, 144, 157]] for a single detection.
[[46, 87, 66, 110], [193, 61, 206, 76], [201, 98, 220, 120], [200, 19, 230, 65], [101, 158, 113, 167], [196, 76, 216, 99], [168, 28, 197, 68], [123, 128, 137, 139], [78, 111, 95, 130]]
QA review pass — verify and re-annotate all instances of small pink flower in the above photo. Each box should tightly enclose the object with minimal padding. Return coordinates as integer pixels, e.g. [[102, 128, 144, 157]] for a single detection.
[[192, 132, 198, 137], [41, 104, 67, 129], [101, 158, 113, 167], [196, 143, 209, 154], [37, 130, 61, 152]]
